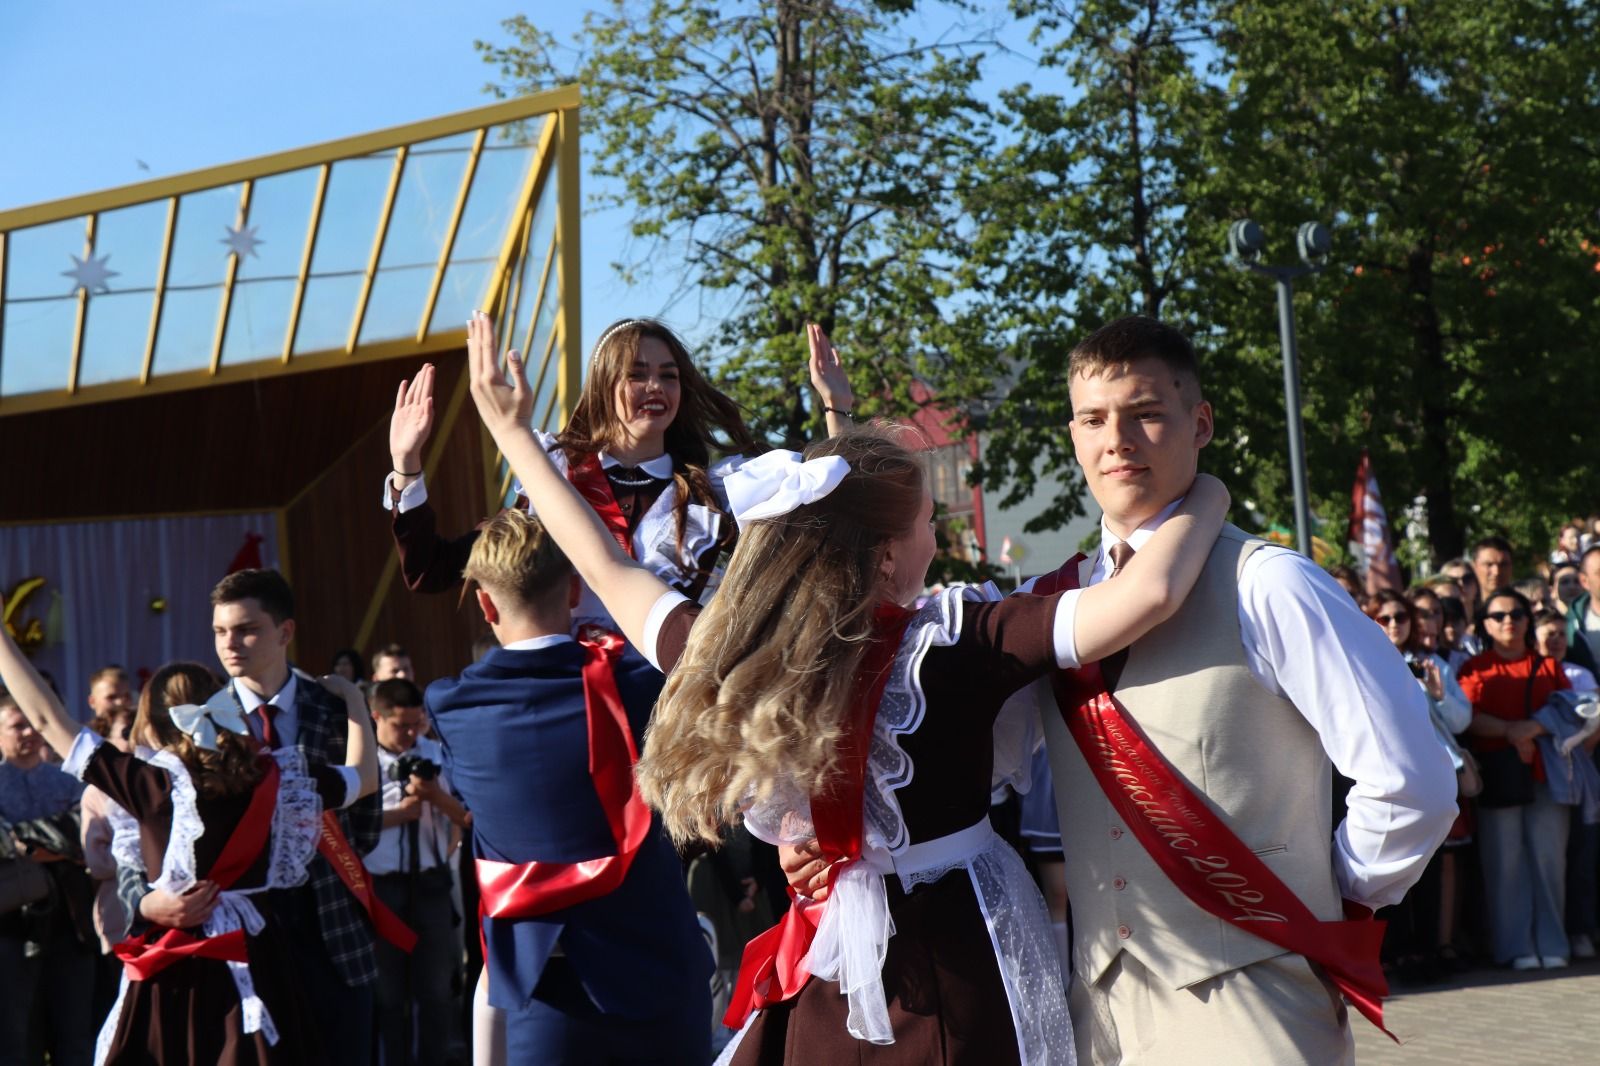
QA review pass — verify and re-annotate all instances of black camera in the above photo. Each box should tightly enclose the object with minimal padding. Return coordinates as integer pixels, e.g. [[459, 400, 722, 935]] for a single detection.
[[1405, 656, 1426, 679], [389, 752, 441, 783]]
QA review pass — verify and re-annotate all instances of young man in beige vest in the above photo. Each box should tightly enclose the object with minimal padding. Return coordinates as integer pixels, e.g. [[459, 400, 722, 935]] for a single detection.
[[1043, 316, 1456, 1064]]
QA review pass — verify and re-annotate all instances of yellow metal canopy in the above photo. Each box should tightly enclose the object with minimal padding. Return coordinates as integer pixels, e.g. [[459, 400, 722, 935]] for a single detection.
[[0, 87, 581, 422]]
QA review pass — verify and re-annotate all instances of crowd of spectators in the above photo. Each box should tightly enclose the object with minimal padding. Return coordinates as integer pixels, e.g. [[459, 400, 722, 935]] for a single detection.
[[1333, 525, 1600, 982]]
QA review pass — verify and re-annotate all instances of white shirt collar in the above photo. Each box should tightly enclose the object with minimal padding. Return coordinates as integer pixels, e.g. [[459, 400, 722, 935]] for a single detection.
[[1099, 496, 1186, 558], [600, 451, 674, 479], [501, 634, 576, 651], [233, 672, 297, 713]]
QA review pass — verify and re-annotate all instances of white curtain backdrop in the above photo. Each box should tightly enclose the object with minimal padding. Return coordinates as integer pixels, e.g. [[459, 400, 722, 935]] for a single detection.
[[0, 513, 279, 720]]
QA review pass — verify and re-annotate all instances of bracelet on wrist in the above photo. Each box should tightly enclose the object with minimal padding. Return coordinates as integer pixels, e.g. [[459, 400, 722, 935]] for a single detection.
[[823, 405, 855, 421], [392, 467, 422, 478]]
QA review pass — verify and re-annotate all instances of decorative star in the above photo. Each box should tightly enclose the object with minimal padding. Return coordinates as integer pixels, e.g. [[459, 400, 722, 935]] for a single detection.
[[62, 253, 118, 295], [221, 224, 264, 259]]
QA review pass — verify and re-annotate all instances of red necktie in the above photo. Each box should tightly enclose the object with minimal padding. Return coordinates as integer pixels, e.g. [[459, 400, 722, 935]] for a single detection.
[[258, 704, 280, 749]]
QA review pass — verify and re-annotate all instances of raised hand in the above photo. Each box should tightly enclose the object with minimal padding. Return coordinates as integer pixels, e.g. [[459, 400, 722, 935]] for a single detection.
[[467, 310, 534, 440], [390, 363, 436, 480], [807, 323, 854, 408]]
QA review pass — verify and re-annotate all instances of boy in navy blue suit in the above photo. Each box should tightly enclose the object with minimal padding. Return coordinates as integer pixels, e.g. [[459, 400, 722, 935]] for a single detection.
[[425, 510, 712, 1065]]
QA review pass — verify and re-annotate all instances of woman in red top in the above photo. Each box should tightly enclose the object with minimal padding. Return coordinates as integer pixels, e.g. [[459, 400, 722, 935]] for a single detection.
[[1459, 587, 1571, 970]]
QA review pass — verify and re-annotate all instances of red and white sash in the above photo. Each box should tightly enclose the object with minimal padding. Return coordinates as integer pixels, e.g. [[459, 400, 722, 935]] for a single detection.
[[1032, 554, 1394, 1039]]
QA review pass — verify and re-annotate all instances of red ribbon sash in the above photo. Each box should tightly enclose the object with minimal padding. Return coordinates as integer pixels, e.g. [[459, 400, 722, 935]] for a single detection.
[[568, 455, 637, 559], [474, 630, 651, 919], [723, 604, 913, 1031], [318, 812, 418, 953], [1037, 554, 1395, 1040], [114, 760, 281, 981]]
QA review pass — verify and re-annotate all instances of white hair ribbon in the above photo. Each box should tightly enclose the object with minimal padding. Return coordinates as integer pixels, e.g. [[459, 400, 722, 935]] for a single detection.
[[725, 450, 850, 524], [167, 703, 251, 752]]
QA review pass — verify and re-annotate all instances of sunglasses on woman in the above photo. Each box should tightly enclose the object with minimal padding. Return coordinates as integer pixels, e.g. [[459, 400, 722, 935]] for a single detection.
[[1376, 613, 1409, 625], [1484, 609, 1529, 622]]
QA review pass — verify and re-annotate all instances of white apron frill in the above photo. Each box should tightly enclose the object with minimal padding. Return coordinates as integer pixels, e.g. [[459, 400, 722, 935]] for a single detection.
[[718, 585, 1075, 1065]]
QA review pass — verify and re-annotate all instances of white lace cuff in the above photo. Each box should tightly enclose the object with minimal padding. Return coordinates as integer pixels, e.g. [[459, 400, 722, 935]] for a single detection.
[[61, 729, 104, 779], [1051, 587, 1084, 669], [381, 473, 428, 514], [641, 590, 692, 672]]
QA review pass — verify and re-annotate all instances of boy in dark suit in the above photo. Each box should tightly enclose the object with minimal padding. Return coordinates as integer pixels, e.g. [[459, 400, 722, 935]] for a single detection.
[[426, 510, 711, 1065]]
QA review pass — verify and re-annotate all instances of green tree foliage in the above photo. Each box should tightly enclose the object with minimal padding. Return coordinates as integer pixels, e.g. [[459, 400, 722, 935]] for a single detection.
[[479, 1, 996, 447], [970, 0, 1600, 570]]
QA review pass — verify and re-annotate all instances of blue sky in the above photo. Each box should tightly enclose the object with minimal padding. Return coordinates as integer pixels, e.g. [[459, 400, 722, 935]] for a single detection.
[[0, 0, 664, 356]]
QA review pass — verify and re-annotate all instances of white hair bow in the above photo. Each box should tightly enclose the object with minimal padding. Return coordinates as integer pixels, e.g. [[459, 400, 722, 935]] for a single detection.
[[167, 703, 251, 752], [726, 450, 850, 524]]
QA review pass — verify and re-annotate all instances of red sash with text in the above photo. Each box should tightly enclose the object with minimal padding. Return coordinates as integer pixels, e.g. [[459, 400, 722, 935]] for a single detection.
[[568, 455, 637, 558], [1032, 555, 1394, 1040], [475, 630, 652, 921], [318, 812, 418, 953], [114, 760, 282, 980], [723, 604, 914, 1031]]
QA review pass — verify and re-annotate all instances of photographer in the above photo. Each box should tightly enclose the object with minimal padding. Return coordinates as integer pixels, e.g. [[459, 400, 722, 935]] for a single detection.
[[369, 679, 469, 1066]]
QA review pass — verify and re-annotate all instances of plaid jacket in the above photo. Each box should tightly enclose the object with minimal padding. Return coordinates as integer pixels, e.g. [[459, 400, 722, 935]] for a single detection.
[[116, 670, 383, 987]]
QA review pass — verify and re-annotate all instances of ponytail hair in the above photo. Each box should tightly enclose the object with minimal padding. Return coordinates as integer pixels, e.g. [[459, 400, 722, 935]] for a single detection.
[[635, 426, 925, 844]]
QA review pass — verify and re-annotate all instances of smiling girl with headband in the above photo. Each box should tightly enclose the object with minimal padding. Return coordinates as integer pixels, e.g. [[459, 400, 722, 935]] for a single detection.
[[465, 315, 1230, 1064], [385, 315, 819, 631], [0, 613, 378, 1066]]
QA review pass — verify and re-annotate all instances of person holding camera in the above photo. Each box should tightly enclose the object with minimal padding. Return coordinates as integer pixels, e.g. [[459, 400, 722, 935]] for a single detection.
[[369, 678, 470, 1066]]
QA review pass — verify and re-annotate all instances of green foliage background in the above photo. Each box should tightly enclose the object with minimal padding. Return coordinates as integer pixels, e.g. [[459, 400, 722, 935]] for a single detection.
[[483, 0, 1600, 573]]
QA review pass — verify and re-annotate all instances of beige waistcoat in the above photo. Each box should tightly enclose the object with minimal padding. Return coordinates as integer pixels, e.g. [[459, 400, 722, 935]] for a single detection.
[[1040, 524, 1342, 991]]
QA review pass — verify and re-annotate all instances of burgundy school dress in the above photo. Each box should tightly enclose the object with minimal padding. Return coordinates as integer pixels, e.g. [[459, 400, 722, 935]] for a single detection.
[[68, 735, 346, 1066], [653, 585, 1077, 1065]]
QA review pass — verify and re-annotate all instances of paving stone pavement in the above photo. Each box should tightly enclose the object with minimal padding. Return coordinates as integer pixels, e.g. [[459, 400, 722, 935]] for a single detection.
[[1352, 960, 1600, 1064]]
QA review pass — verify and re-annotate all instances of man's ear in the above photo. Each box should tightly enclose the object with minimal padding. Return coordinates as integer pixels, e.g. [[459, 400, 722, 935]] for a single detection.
[[279, 618, 296, 648], [475, 586, 500, 627], [567, 573, 582, 610], [1193, 401, 1214, 449]]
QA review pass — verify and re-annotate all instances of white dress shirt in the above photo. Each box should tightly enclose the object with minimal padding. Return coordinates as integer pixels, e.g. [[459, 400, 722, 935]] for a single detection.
[[367, 735, 455, 876], [1034, 500, 1455, 911], [232, 675, 359, 809]]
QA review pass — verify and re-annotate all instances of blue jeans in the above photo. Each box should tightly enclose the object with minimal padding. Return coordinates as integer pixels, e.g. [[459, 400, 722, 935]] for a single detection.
[[1478, 782, 1571, 962]]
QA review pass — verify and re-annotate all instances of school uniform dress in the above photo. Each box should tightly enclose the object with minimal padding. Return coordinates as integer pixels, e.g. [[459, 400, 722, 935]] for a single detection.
[[643, 584, 1080, 1065], [384, 431, 744, 620], [61, 730, 349, 1066], [426, 637, 714, 1065]]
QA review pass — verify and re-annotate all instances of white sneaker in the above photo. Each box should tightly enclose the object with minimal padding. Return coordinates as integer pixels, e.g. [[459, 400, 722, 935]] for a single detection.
[[1511, 955, 1541, 970], [1573, 935, 1597, 959], [1541, 955, 1569, 969]]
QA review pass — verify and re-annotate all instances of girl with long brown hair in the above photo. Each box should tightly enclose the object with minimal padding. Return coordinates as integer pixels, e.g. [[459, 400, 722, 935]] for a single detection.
[[386, 314, 813, 629], [0, 611, 379, 1066], [467, 315, 1230, 1064]]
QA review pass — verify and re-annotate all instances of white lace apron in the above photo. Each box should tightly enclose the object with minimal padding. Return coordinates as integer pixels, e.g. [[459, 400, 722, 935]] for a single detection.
[[90, 747, 324, 1066], [718, 585, 1075, 1065]]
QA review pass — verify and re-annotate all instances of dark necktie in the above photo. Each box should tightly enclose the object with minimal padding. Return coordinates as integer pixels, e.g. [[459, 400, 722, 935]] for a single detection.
[[258, 704, 280, 749], [1102, 541, 1136, 689]]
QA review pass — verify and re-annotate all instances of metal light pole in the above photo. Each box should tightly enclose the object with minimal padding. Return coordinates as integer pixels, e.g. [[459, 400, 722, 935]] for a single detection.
[[1227, 220, 1332, 557]]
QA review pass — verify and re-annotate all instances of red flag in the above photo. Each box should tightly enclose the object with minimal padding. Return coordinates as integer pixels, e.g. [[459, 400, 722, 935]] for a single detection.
[[1348, 450, 1402, 595], [226, 533, 264, 575]]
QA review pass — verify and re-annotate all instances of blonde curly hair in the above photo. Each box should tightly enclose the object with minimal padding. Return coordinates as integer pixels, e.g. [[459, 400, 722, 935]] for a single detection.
[[635, 427, 926, 844]]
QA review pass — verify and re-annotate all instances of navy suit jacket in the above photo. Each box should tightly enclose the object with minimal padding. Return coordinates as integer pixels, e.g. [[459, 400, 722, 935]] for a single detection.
[[426, 641, 711, 1018]]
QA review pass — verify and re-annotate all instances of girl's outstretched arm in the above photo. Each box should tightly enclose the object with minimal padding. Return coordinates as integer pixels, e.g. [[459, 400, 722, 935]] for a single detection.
[[466, 311, 671, 652], [1071, 473, 1231, 663], [807, 323, 856, 437], [318, 674, 380, 799], [0, 595, 82, 759]]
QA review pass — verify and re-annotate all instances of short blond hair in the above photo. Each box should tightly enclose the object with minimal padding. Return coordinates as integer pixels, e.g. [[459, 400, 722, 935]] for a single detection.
[[464, 510, 573, 608]]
